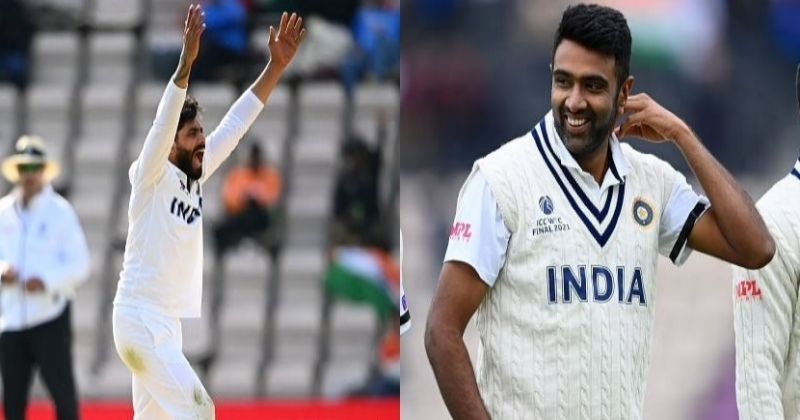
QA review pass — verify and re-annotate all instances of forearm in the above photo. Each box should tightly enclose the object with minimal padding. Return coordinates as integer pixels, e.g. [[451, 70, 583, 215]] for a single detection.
[[249, 61, 286, 104], [425, 325, 491, 420], [172, 54, 193, 89], [201, 88, 264, 182], [674, 128, 772, 259]]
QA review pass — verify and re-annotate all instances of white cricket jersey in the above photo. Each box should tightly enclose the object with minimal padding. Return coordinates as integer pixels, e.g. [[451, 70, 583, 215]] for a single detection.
[[0, 185, 90, 331], [114, 81, 264, 318], [444, 111, 708, 419], [400, 230, 410, 335], [732, 159, 800, 420]]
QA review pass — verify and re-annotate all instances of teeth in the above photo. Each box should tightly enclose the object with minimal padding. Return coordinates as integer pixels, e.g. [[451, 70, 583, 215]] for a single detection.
[[567, 117, 587, 127]]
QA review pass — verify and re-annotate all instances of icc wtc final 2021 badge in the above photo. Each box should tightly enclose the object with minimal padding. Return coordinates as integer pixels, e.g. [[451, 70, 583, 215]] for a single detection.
[[539, 195, 554, 215]]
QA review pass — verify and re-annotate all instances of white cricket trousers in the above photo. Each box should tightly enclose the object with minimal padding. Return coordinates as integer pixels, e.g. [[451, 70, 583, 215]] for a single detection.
[[112, 304, 215, 420]]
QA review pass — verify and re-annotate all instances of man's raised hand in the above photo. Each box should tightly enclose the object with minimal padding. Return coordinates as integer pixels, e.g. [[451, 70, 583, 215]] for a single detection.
[[268, 12, 307, 71], [615, 93, 690, 143], [174, 3, 206, 87]]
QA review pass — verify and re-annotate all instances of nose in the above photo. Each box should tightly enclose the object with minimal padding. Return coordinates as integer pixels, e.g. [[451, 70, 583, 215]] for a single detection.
[[564, 86, 587, 113]]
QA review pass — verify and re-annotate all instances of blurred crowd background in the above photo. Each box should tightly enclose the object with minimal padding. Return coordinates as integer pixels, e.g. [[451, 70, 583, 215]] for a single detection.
[[0, 0, 399, 417], [400, 1, 800, 420]]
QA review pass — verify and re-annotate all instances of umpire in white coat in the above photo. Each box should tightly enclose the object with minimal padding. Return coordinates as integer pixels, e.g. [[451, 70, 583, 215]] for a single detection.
[[0, 135, 90, 420]]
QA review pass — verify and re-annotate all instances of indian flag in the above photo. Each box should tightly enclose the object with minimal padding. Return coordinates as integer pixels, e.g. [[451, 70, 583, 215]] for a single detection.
[[325, 246, 400, 320]]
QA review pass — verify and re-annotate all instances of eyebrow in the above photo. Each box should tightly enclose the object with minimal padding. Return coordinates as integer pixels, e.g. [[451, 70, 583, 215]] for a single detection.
[[553, 69, 610, 86]]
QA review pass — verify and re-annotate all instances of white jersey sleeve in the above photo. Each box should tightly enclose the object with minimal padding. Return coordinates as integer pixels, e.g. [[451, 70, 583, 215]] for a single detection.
[[400, 230, 410, 335], [657, 165, 709, 265], [733, 179, 800, 420], [200, 90, 264, 184], [131, 80, 187, 188], [39, 201, 90, 298], [443, 170, 510, 287]]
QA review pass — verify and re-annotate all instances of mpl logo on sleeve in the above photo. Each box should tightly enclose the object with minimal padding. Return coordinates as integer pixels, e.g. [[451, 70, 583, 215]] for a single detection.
[[736, 279, 762, 301], [450, 222, 473, 242]]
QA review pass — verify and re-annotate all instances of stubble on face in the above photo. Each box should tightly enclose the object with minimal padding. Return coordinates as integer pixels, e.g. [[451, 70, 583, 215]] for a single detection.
[[551, 40, 622, 161]]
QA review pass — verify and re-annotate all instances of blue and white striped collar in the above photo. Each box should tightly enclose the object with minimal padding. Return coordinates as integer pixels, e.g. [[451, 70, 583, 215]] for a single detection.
[[792, 158, 800, 181], [531, 116, 627, 247], [543, 111, 631, 185]]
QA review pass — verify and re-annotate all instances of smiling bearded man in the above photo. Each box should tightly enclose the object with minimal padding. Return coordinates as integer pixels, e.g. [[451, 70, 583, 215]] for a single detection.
[[424, 3, 775, 420]]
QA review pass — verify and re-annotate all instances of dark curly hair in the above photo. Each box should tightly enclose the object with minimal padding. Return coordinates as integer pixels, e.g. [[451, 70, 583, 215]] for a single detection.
[[177, 94, 202, 135], [553, 4, 632, 86]]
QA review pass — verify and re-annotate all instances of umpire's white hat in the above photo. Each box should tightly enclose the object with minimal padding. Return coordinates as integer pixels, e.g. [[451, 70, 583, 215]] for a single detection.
[[1, 135, 61, 183]]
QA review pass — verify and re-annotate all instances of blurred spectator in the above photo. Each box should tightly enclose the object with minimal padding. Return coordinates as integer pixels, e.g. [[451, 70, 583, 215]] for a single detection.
[[342, 0, 400, 95], [331, 137, 381, 246], [0, 136, 90, 420], [282, 0, 359, 79], [193, 0, 249, 81], [283, 17, 353, 80], [0, 0, 35, 90], [213, 142, 282, 255]]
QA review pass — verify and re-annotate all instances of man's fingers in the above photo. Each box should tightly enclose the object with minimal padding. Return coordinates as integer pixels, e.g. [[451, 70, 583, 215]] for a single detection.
[[189, 4, 199, 26], [623, 93, 658, 113], [186, 6, 205, 40], [268, 26, 276, 44], [184, 8, 192, 32], [191, 6, 204, 31], [194, 15, 205, 35], [297, 28, 307, 44], [622, 98, 647, 114], [615, 124, 629, 138], [279, 11, 288, 35], [618, 124, 638, 139], [185, 4, 194, 24], [626, 93, 650, 102], [293, 16, 303, 36], [616, 118, 642, 139], [186, 4, 198, 33], [287, 13, 297, 34]]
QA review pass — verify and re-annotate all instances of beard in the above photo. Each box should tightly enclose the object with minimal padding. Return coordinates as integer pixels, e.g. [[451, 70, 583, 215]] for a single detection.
[[554, 85, 623, 160], [173, 146, 203, 180], [554, 105, 618, 159]]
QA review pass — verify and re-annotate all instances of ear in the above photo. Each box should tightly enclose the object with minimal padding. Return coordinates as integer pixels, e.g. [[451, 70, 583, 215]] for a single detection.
[[617, 75, 635, 113], [168, 140, 178, 161]]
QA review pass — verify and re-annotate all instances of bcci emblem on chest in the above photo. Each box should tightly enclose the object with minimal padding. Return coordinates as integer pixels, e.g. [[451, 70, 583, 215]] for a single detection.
[[632, 197, 654, 228]]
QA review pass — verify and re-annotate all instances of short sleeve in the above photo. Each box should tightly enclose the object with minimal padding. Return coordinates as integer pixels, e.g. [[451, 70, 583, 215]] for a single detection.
[[443, 170, 511, 287], [657, 167, 710, 265], [732, 211, 799, 420], [399, 230, 410, 335]]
